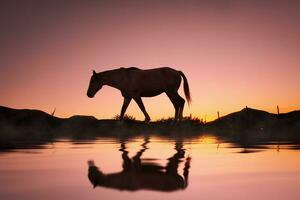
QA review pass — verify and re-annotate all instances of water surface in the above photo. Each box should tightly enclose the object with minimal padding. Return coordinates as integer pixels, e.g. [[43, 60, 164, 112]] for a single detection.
[[1, 135, 300, 200]]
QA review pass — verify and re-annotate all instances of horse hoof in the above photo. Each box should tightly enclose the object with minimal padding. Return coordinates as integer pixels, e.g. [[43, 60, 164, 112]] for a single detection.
[[171, 119, 181, 125], [144, 118, 151, 123], [118, 120, 124, 125]]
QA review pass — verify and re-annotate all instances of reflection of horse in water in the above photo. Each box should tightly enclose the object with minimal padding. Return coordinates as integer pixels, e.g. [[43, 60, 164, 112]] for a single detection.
[[86, 67, 191, 122], [87, 138, 191, 192]]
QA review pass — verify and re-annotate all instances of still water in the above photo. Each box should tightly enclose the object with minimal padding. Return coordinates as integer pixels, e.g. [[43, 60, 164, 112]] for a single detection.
[[1, 135, 300, 200]]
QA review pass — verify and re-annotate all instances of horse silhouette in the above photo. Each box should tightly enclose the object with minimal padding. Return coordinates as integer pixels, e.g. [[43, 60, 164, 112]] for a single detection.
[[87, 138, 191, 192], [87, 67, 191, 122]]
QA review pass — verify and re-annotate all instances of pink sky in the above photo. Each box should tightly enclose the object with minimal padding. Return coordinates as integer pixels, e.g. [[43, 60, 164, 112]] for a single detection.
[[0, 0, 299, 121]]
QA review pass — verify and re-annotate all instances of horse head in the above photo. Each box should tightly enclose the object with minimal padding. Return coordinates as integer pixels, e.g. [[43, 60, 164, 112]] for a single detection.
[[87, 160, 105, 188], [87, 70, 103, 98]]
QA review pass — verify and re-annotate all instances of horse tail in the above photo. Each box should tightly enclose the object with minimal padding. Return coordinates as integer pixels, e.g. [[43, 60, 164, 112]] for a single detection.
[[179, 71, 192, 105]]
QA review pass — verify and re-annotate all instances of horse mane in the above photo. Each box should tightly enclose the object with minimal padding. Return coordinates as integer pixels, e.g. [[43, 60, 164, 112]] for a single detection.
[[98, 67, 139, 76], [120, 67, 140, 71]]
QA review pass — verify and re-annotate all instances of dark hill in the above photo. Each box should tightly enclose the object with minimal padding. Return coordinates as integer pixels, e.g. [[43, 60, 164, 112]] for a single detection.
[[206, 107, 300, 141], [0, 105, 300, 149]]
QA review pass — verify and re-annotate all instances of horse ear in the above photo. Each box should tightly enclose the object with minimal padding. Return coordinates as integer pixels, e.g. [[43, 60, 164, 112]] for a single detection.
[[93, 70, 96, 75]]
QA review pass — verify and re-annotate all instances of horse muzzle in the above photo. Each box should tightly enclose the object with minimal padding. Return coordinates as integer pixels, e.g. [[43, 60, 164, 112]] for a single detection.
[[87, 93, 94, 98]]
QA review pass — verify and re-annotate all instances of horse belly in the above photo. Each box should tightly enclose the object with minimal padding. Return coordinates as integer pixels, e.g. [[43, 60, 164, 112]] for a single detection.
[[140, 88, 164, 97]]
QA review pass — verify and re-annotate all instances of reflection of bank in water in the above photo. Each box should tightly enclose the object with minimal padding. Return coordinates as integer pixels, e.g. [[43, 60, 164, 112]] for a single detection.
[[87, 137, 191, 192]]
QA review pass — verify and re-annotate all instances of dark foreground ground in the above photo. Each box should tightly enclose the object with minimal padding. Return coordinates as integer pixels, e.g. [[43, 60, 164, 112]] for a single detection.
[[0, 105, 300, 150]]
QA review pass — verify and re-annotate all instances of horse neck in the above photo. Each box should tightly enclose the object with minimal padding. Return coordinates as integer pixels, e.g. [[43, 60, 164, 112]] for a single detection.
[[98, 69, 124, 90]]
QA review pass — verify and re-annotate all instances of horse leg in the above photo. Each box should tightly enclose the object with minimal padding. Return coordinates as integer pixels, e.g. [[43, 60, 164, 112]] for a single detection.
[[133, 97, 151, 122], [166, 92, 180, 121], [170, 92, 185, 121], [120, 97, 131, 120], [177, 94, 185, 121], [120, 140, 132, 172], [132, 137, 150, 170], [166, 140, 185, 175]]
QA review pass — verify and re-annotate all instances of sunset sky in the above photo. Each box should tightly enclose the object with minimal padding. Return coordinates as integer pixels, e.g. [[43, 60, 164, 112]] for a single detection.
[[0, 0, 299, 121]]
